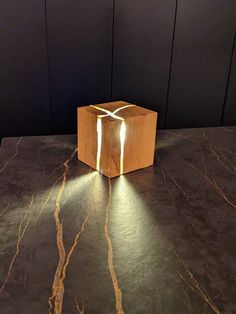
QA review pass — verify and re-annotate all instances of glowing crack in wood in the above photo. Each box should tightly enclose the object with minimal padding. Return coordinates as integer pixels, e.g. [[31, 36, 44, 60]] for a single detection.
[[96, 116, 102, 172], [120, 121, 126, 175], [91, 104, 135, 175], [104, 179, 125, 314]]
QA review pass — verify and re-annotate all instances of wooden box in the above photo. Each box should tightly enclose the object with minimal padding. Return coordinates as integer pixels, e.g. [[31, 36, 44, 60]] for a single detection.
[[77, 101, 157, 178]]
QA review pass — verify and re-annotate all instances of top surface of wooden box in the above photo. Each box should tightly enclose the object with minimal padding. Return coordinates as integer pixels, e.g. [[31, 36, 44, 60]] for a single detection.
[[80, 101, 156, 121]]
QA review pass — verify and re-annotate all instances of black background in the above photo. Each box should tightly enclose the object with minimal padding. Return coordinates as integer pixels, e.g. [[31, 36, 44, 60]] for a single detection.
[[0, 0, 236, 139]]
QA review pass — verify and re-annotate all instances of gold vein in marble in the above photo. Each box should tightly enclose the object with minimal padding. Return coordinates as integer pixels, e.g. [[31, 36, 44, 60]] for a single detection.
[[47, 148, 77, 178], [209, 144, 236, 172], [62, 214, 89, 278], [203, 132, 236, 172], [104, 179, 125, 314], [49, 214, 89, 314], [166, 130, 199, 144], [175, 252, 221, 314], [156, 155, 220, 260], [156, 296, 164, 314], [34, 174, 64, 224], [75, 298, 85, 313], [23, 249, 33, 288], [48, 152, 74, 313], [181, 289, 192, 312], [48, 163, 67, 178], [35, 152, 81, 224], [0, 166, 46, 293], [0, 202, 9, 218], [0, 137, 22, 174], [220, 127, 236, 134], [178, 272, 221, 314], [158, 159, 206, 242], [157, 152, 236, 302], [156, 154, 188, 198], [48, 149, 90, 314], [155, 156, 222, 313], [183, 157, 236, 209], [165, 136, 236, 209], [0, 194, 35, 293]]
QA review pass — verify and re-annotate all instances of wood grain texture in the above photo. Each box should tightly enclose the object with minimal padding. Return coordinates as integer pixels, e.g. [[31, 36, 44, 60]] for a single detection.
[[77, 108, 97, 170], [123, 113, 157, 174], [77, 101, 158, 178], [100, 118, 121, 178]]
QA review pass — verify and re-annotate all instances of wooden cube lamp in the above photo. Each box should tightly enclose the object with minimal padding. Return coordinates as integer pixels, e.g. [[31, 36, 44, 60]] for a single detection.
[[77, 101, 157, 178]]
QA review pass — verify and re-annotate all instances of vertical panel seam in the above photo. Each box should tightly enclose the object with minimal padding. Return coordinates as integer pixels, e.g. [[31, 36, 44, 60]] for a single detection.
[[44, 0, 53, 133], [110, 0, 116, 101], [221, 30, 236, 125], [164, 0, 179, 129]]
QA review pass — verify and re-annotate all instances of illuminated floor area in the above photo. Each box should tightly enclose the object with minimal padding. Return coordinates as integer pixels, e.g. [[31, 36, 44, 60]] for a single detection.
[[0, 127, 236, 314]]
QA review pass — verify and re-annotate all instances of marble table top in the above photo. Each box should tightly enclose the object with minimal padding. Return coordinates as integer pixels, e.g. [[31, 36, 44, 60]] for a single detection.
[[0, 126, 235, 314]]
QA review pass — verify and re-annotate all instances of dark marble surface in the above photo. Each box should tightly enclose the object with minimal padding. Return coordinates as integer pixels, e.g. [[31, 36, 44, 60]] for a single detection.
[[0, 126, 236, 314]]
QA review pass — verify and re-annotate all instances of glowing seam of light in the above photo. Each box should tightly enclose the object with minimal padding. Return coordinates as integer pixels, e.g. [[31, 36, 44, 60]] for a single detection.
[[119, 121, 126, 175], [96, 117, 102, 171], [91, 104, 135, 175]]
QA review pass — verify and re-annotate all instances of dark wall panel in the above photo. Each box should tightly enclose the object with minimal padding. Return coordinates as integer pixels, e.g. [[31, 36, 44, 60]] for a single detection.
[[112, 0, 176, 128], [0, 0, 50, 137], [166, 0, 236, 129], [223, 34, 236, 126], [47, 0, 113, 134], [0, 1, 235, 138]]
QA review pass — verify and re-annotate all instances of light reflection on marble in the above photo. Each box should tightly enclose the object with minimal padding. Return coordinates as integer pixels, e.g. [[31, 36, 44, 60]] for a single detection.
[[0, 126, 235, 314]]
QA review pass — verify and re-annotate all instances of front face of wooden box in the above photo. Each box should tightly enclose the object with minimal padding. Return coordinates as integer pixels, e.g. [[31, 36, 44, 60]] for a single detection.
[[77, 102, 157, 178]]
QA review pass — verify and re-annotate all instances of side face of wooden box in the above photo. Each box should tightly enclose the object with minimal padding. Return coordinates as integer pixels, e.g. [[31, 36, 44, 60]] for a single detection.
[[77, 107, 97, 171], [123, 112, 157, 174], [77, 102, 158, 178]]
